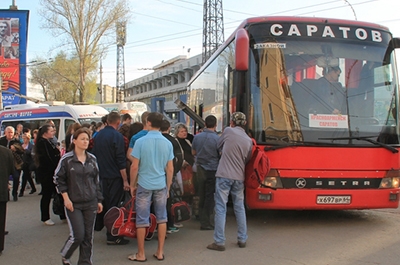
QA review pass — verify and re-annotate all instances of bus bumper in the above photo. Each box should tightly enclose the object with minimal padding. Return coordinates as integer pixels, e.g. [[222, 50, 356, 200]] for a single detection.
[[245, 188, 400, 210]]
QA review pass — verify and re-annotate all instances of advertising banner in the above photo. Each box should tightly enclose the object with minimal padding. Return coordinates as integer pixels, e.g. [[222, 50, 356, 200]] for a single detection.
[[0, 9, 29, 107]]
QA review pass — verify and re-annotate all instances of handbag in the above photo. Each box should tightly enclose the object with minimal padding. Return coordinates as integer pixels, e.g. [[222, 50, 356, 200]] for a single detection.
[[171, 201, 191, 223], [118, 198, 137, 238], [94, 211, 105, 232], [52, 193, 64, 216], [95, 191, 132, 232], [11, 144, 24, 170], [104, 196, 156, 239], [170, 182, 191, 223], [118, 191, 132, 207], [180, 165, 195, 196]]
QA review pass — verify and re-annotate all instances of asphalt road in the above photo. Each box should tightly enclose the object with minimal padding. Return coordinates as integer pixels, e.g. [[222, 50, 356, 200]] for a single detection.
[[2, 186, 400, 265]]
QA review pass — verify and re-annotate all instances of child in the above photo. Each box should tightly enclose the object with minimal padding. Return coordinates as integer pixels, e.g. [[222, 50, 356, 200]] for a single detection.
[[60, 140, 66, 157]]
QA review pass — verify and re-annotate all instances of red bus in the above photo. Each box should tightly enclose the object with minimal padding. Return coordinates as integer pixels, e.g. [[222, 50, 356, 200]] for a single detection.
[[185, 16, 400, 210]]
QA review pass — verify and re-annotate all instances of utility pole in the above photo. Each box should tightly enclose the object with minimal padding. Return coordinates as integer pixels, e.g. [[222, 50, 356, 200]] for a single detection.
[[9, 0, 18, 10], [116, 21, 126, 103], [98, 59, 103, 103], [202, 0, 225, 64]]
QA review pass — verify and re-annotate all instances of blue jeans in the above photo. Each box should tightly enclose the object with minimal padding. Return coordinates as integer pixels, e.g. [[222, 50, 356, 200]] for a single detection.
[[135, 184, 168, 227], [213, 177, 247, 245]]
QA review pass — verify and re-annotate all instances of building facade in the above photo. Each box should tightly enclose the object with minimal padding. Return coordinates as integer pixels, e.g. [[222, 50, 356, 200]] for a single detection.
[[123, 54, 202, 121], [95, 84, 119, 103]]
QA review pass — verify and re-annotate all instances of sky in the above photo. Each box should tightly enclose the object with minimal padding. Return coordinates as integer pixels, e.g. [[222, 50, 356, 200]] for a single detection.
[[2, 0, 400, 87]]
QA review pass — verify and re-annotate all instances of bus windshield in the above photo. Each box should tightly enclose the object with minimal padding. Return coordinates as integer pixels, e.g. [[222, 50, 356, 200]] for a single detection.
[[248, 25, 399, 146]]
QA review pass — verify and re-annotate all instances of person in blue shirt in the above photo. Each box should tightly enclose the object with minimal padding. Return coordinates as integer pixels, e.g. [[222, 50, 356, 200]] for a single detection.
[[192, 115, 220, 230], [129, 112, 174, 262]]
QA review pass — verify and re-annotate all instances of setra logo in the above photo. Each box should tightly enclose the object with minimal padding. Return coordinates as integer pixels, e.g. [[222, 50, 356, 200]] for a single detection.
[[295, 178, 307, 188]]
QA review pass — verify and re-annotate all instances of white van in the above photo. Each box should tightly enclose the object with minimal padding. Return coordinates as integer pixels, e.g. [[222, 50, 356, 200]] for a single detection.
[[0, 103, 109, 142], [96, 102, 150, 122]]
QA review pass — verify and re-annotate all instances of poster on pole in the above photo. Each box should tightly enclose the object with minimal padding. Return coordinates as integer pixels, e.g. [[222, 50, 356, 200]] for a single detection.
[[0, 9, 29, 107]]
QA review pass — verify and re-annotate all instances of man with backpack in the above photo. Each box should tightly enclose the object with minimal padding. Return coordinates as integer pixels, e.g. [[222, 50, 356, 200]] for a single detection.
[[207, 112, 252, 251]]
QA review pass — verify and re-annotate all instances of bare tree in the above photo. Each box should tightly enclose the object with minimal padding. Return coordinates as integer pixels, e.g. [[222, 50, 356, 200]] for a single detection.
[[29, 61, 51, 101], [39, 0, 131, 102]]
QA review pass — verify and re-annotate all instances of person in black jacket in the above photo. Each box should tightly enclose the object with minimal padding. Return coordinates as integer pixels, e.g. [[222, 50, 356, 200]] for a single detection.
[[54, 128, 103, 265], [92, 112, 129, 245], [161, 120, 184, 233], [19, 132, 36, 197], [0, 126, 24, 201], [33, 124, 62, 225], [0, 145, 14, 256]]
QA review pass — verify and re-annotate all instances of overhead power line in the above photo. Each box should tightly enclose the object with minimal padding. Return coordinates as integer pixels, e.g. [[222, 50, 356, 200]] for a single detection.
[[114, 0, 377, 54]]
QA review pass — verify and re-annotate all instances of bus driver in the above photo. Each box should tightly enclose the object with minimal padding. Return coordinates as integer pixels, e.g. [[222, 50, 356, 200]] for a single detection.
[[310, 66, 347, 115]]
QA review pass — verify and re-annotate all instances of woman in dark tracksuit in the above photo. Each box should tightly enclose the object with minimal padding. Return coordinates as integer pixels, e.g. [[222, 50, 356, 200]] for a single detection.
[[54, 128, 103, 265]]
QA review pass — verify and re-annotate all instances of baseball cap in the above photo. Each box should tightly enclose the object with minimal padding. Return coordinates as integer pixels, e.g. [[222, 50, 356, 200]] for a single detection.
[[231, 112, 246, 126]]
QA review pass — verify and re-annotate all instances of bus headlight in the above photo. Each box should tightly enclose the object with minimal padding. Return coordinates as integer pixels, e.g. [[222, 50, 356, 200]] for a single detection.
[[393, 177, 400, 188], [262, 169, 283, 188], [379, 169, 400, 189]]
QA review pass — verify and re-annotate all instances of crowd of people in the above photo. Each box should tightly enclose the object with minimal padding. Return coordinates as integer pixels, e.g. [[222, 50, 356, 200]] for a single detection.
[[0, 110, 254, 263]]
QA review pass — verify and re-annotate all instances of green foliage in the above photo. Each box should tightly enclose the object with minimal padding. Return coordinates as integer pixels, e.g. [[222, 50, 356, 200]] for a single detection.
[[29, 51, 103, 103]]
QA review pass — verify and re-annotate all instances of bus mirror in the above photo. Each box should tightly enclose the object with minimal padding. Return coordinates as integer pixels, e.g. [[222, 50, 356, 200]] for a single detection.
[[392, 37, 400, 48], [235, 28, 249, 71], [383, 38, 400, 65]]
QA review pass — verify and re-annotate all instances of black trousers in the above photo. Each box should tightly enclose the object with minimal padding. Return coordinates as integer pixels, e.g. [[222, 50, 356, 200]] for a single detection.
[[11, 169, 21, 198], [101, 178, 123, 241], [60, 201, 97, 265], [40, 178, 56, 222], [20, 166, 35, 194], [40, 177, 66, 222], [0, 202, 7, 253], [196, 166, 216, 228]]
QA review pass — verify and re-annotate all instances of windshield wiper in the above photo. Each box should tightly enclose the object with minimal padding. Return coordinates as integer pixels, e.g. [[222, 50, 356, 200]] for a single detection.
[[264, 141, 340, 151], [318, 136, 398, 153]]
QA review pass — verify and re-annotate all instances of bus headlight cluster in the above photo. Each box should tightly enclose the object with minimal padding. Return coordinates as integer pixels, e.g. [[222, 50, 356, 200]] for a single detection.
[[379, 169, 400, 189], [380, 170, 400, 189], [262, 169, 283, 188]]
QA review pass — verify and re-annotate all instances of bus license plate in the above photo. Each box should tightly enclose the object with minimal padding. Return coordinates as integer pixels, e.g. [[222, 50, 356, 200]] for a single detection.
[[316, 195, 351, 204]]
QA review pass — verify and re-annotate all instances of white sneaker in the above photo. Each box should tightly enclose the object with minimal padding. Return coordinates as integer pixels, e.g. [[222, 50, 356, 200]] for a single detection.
[[174, 223, 183, 228], [44, 219, 55, 226]]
